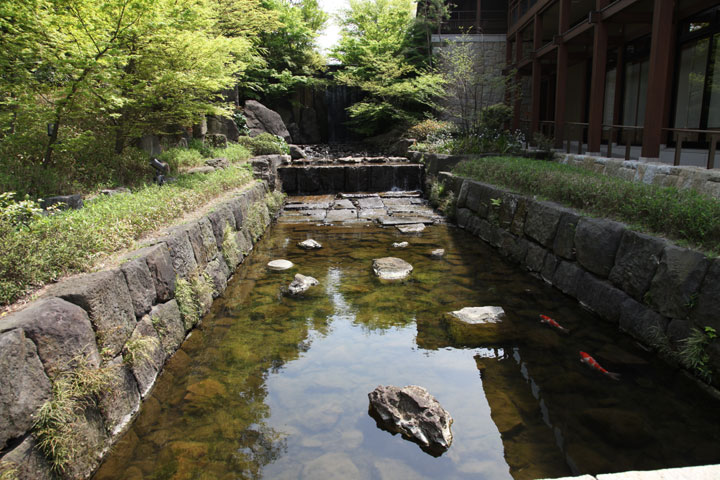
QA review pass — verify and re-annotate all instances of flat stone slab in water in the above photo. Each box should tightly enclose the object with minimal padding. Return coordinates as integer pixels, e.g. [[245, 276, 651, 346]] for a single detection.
[[284, 202, 332, 211], [268, 260, 294, 271], [373, 257, 413, 280], [358, 197, 385, 209], [288, 274, 319, 295], [298, 239, 322, 250], [378, 217, 429, 226], [450, 306, 505, 324], [332, 199, 355, 209], [358, 209, 387, 220], [396, 224, 426, 233], [393, 242, 409, 248], [325, 209, 357, 222], [431, 249, 445, 258], [368, 385, 453, 456]]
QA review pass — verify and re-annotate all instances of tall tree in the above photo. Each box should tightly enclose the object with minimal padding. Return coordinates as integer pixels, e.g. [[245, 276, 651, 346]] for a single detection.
[[331, 0, 445, 136]]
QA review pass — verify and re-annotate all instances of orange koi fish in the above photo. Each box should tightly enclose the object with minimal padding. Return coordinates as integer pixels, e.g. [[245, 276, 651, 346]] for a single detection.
[[539, 314, 569, 333], [580, 351, 620, 380]]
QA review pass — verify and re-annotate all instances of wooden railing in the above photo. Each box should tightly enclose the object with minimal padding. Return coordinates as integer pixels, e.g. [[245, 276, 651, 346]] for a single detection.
[[663, 128, 720, 169], [602, 125, 644, 161], [565, 122, 588, 154]]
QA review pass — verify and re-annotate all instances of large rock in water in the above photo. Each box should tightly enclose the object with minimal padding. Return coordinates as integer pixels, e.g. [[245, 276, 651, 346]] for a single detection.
[[372, 257, 413, 280], [244, 100, 292, 142], [444, 306, 520, 346], [288, 274, 319, 295], [368, 385, 453, 456]]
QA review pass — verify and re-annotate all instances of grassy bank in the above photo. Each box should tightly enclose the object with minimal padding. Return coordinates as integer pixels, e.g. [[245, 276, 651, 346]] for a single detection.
[[452, 156, 720, 254], [0, 165, 255, 306]]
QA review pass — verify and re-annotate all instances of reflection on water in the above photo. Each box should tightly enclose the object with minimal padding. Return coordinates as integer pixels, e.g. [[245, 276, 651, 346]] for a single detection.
[[94, 224, 720, 480]]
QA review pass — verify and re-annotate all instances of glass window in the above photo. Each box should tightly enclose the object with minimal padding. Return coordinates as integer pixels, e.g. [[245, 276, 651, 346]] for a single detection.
[[623, 60, 649, 127], [707, 34, 720, 127], [674, 38, 709, 128], [603, 68, 616, 126]]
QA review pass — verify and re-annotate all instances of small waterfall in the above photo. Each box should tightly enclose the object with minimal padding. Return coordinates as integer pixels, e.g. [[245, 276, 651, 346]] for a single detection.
[[324, 85, 360, 144]]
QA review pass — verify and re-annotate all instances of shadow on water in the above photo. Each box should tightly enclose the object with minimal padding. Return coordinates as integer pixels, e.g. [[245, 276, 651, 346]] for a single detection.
[[94, 223, 720, 480]]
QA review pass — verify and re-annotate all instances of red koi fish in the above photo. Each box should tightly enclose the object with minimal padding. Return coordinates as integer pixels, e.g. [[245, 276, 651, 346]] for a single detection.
[[580, 351, 620, 380], [539, 314, 569, 333]]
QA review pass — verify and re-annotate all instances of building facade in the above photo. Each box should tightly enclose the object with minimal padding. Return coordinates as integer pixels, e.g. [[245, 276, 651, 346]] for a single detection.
[[508, 0, 720, 167]]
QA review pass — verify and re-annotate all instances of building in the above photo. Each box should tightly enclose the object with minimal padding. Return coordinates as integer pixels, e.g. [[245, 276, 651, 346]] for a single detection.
[[508, 0, 720, 168]]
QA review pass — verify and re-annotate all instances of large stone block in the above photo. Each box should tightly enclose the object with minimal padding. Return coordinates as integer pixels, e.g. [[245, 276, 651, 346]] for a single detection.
[[149, 300, 185, 355], [47, 270, 135, 358], [455, 208, 472, 228], [139, 243, 176, 303], [0, 436, 53, 480], [608, 230, 666, 301], [277, 167, 297, 193], [498, 231, 528, 264], [204, 256, 230, 298], [185, 218, 218, 269], [0, 329, 52, 450], [1, 297, 101, 377], [125, 316, 165, 398], [523, 201, 563, 248], [574, 217, 625, 278], [464, 181, 495, 218], [577, 272, 630, 324], [207, 203, 237, 249], [647, 245, 709, 319], [98, 356, 140, 436], [691, 258, 720, 331], [553, 212, 581, 260], [508, 197, 528, 236], [541, 253, 559, 283], [60, 407, 109, 480], [155, 228, 198, 280], [619, 297, 669, 345], [121, 257, 156, 318], [552, 260, 584, 297], [524, 242, 547, 273]]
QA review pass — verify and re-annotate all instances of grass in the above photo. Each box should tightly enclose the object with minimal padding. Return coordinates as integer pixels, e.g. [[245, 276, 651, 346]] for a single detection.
[[33, 359, 117, 473], [122, 335, 160, 367], [221, 222, 240, 268], [158, 143, 252, 172], [453, 156, 720, 254], [175, 272, 214, 330], [236, 133, 290, 156], [0, 164, 255, 306]]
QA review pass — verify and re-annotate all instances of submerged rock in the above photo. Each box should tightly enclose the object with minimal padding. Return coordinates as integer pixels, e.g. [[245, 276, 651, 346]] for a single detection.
[[444, 306, 517, 346], [431, 249, 445, 258], [450, 306, 505, 324], [373, 257, 413, 280], [368, 385, 453, 456], [393, 242, 409, 248], [396, 224, 426, 234], [298, 239, 322, 250], [267, 259, 294, 271], [288, 274, 319, 295]]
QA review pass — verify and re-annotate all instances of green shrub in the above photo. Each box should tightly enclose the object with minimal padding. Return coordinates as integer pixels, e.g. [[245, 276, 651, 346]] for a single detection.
[[122, 335, 160, 367], [0, 165, 254, 306], [0, 192, 45, 227], [406, 119, 454, 141], [236, 133, 289, 156], [158, 147, 206, 172], [477, 103, 512, 134], [208, 143, 251, 164], [453, 156, 720, 253], [175, 277, 200, 329]]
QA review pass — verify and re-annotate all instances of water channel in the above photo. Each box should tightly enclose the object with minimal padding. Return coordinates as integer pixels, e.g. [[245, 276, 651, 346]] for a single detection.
[[94, 215, 720, 480]]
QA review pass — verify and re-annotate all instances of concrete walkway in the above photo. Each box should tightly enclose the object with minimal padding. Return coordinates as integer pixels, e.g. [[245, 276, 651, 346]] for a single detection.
[[543, 464, 720, 480]]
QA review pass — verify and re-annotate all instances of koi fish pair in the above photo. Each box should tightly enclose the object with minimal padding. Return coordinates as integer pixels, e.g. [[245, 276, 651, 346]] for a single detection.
[[539, 314, 620, 380]]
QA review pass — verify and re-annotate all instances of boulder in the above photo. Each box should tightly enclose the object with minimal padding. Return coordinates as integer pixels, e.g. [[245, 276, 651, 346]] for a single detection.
[[693, 259, 720, 331], [289, 145, 306, 160], [288, 274, 319, 295], [133, 243, 176, 302], [205, 157, 229, 170], [368, 385, 453, 456], [373, 257, 413, 280], [574, 217, 625, 278], [608, 230, 666, 300], [388, 138, 416, 156], [1, 297, 101, 378], [244, 100, 292, 142], [40, 194, 83, 211], [206, 115, 240, 142], [298, 239, 322, 250], [0, 329, 52, 450], [46, 270, 136, 358], [268, 259, 294, 271]]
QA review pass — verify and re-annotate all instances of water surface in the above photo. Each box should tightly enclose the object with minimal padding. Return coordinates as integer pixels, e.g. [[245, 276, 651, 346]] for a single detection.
[[94, 223, 720, 480]]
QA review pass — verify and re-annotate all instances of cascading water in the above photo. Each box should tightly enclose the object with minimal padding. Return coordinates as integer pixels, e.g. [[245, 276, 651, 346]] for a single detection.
[[324, 84, 360, 144]]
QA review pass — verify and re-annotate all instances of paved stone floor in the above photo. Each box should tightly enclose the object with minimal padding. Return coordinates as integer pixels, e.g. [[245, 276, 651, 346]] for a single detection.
[[278, 191, 444, 227]]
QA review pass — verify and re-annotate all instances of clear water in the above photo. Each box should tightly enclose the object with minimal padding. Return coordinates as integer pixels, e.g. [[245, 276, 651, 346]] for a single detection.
[[94, 223, 720, 480]]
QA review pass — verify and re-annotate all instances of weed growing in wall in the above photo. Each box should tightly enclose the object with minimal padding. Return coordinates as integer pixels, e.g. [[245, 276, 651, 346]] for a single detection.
[[0, 461, 18, 480], [33, 359, 117, 473], [428, 178, 456, 220], [122, 335, 160, 368], [175, 272, 214, 330], [222, 222, 240, 268]]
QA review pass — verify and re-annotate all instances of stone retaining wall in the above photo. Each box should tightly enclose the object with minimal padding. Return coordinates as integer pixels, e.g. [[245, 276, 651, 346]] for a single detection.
[[439, 172, 720, 387], [0, 179, 279, 479], [557, 153, 720, 200]]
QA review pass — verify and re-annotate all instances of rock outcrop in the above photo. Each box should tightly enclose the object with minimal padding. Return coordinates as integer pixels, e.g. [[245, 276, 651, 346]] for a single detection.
[[368, 385, 453, 456], [244, 100, 292, 143]]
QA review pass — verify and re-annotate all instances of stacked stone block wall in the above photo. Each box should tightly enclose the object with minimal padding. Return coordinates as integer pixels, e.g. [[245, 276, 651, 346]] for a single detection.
[[440, 172, 720, 388], [0, 179, 277, 479]]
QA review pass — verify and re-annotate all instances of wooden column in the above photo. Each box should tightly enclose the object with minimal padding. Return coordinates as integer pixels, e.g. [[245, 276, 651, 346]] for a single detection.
[[642, 0, 674, 159], [513, 31, 522, 130], [553, 0, 571, 148], [531, 15, 543, 137], [587, 1, 610, 153], [476, 0, 482, 33]]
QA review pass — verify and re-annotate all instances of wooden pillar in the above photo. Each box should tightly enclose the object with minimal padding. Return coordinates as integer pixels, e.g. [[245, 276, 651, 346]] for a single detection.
[[476, 0, 482, 33], [513, 31, 522, 130], [531, 15, 543, 137], [642, 0, 674, 159], [554, 0, 570, 148], [587, 1, 610, 153]]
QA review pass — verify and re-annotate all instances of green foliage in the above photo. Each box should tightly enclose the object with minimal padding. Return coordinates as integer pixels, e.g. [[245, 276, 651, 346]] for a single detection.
[[265, 190, 287, 215], [0, 165, 254, 305], [331, 0, 445, 136], [0, 461, 18, 480], [236, 134, 290, 156], [428, 178, 456, 219], [33, 359, 117, 473], [0, 192, 45, 227], [453, 156, 720, 253], [678, 327, 717, 382], [175, 277, 201, 329], [246, 202, 270, 242], [406, 118, 454, 141], [222, 222, 241, 268], [533, 132, 556, 158], [159, 142, 252, 172], [122, 335, 160, 367]]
